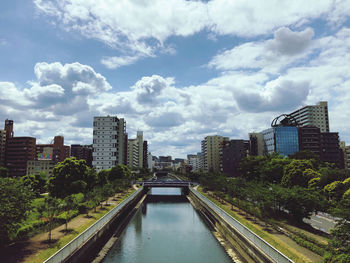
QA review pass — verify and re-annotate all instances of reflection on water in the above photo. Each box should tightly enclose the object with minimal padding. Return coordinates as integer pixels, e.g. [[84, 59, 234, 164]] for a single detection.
[[103, 188, 233, 263]]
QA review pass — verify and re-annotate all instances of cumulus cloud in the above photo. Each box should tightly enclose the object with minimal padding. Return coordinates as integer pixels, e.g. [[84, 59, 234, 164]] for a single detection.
[[131, 75, 174, 105], [234, 80, 310, 112], [101, 55, 145, 69], [33, 0, 350, 69], [209, 27, 315, 74], [266, 27, 314, 55]]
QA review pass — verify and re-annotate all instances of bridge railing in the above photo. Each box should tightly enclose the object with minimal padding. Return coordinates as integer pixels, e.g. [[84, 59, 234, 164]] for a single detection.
[[43, 187, 143, 263], [190, 188, 293, 263]]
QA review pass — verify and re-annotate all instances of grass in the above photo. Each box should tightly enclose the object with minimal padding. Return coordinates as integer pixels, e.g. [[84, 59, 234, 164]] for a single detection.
[[197, 188, 314, 263], [25, 188, 136, 263]]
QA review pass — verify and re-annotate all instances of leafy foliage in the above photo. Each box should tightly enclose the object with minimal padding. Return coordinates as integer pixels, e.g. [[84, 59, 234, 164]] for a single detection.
[[0, 178, 35, 245]]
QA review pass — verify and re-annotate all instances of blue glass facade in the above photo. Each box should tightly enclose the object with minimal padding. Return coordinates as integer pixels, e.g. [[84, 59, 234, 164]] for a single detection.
[[262, 126, 299, 156], [275, 126, 299, 156]]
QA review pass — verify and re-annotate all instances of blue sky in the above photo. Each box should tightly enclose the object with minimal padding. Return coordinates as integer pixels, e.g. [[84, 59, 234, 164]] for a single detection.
[[1, 0, 350, 158]]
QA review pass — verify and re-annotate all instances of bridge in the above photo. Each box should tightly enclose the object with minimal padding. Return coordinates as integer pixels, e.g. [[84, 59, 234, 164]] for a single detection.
[[142, 180, 190, 188]]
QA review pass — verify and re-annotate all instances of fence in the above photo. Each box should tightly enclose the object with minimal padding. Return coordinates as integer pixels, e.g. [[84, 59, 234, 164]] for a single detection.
[[190, 188, 293, 263], [44, 187, 144, 263]]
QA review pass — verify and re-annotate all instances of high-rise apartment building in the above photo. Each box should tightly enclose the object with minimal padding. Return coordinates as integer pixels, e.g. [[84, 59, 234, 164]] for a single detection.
[[127, 131, 144, 169], [220, 140, 249, 177], [92, 116, 126, 171], [288, 101, 330, 132], [340, 142, 350, 169], [201, 135, 229, 172], [248, 132, 264, 156], [0, 129, 6, 166], [3, 119, 36, 177], [6, 136, 36, 177], [143, 140, 148, 169], [71, 144, 93, 167]]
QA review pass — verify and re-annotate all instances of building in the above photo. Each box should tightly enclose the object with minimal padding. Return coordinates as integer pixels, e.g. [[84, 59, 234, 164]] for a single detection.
[[159, 156, 172, 162], [147, 152, 153, 171], [71, 144, 93, 167], [220, 140, 249, 177], [187, 154, 200, 172], [340, 142, 350, 169], [298, 126, 321, 154], [0, 129, 6, 166], [288, 101, 329, 132], [248, 132, 264, 156], [201, 135, 229, 172], [320, 132, 344, 168], [262, 126, 299, 156], [92, 116, 126, 171], [36, 136, 70, 164], [27, 160, 55, 176], [3, 119, 36, 177], [6, 136, 36, 177], [143, 140, 148, 169], [127, 131, 144, 170]]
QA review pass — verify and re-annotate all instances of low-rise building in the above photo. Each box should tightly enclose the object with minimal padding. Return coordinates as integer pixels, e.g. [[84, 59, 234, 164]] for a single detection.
[[27, 160, 55, 177]]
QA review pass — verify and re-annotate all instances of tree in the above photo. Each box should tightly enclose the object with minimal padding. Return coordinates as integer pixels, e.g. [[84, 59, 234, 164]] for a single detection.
[[282, 186, 326, 222], [324, 181, 344, 201], [281, 159, 314, 187], [289, 150, 323, 168], [20, 172, 48, 196], [48, 157, 92, 198], [0, 178, 35, 245], [62, 194, 82, 232], [261, 157, 290, 183], [239, 155, 268, 181], [40, 196, 61, 242], [97, 169, 109, 187]]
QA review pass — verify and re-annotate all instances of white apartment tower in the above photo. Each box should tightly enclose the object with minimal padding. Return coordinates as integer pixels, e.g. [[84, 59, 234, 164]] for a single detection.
[[288, 101, 330, 132], [201, 135, 229, 172], [92, 116, 126, 171], [127, 131, 144, 170]]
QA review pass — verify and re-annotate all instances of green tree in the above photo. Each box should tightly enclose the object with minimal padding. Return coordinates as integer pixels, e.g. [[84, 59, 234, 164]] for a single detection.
[[0, 178, 35, 245], [281, 159, 314, 187], [261, 157, 290, 183], [289, 150, 323, 168], [324, 181, 344, 201], [239, 155, 268, 181], [20, 172, 48, 196], [40, 196, 61, 242], [48, 157, 92, 198], [62, 194, 82, 232], [283, 186, 326, 222], [97, 169, 109, 187]]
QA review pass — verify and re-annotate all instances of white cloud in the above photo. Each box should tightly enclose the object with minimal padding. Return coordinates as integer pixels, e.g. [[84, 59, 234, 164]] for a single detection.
[[101, 55, 145, 69], [208, 27, 315, 74], [33, 0, 350, 69]]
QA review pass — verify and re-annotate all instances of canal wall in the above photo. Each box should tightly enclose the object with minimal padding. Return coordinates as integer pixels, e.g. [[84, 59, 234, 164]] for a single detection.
[[189, 188, 293, 263], [43, 187, 146, 263]]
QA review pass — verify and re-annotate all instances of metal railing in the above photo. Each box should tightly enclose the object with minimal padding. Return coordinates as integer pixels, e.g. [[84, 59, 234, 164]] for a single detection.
[[44, 187, 144, 263], [190, 188, 293, 263]]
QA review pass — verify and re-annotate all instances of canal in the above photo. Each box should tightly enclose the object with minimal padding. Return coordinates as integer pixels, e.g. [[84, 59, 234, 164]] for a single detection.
[[103, 187, 234, 263]]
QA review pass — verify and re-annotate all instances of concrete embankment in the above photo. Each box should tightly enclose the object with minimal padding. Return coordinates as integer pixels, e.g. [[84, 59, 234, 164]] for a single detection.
[[188, 189, 289, 263], [62, 189, 146, 263]]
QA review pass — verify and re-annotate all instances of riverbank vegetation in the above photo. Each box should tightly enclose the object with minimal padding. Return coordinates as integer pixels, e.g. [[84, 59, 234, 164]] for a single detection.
[[184, 151, 350, 262], [0, 157, 142, 249]]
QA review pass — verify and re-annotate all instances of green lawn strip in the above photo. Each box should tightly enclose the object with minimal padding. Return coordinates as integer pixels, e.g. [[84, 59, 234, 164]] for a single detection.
[[26, 189, 136, 263], [197, 189, 309, 263]]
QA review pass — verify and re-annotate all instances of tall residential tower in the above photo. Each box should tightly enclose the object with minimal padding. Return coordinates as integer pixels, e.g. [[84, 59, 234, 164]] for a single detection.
[[92, 116, 126, 171]]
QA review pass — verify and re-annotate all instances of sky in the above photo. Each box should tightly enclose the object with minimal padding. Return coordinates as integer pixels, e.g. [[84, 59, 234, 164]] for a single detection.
[[1, 0, 350, 158]]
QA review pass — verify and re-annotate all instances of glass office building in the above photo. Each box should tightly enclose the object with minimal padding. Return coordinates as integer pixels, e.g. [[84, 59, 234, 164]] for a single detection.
[[262, 126, 299, 156]]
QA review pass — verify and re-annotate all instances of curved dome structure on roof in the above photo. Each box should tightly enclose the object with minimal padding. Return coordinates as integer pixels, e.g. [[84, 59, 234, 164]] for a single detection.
[[271, 114, 299, 127]]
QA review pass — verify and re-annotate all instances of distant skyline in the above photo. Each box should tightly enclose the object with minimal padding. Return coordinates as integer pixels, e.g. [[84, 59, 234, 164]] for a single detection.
[[1, 0, 350, 158]]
